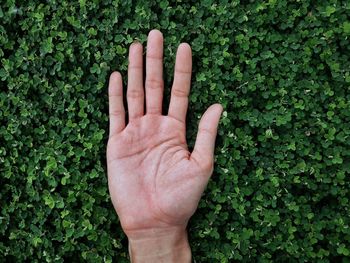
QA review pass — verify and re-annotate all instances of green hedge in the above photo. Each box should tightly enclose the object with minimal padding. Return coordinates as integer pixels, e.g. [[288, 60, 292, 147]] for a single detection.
[[1, 0, 349, 262]]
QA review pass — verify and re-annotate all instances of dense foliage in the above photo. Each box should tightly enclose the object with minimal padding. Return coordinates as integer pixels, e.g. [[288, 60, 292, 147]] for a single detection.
[[1, 0, 349, 262]]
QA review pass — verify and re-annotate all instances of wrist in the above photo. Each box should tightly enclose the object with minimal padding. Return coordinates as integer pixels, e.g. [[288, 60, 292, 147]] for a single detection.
[[126, 226, 191, 263]]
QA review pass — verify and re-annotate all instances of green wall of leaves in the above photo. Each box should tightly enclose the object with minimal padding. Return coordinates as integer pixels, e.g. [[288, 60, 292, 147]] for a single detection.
[[1, 0, 349, 262]]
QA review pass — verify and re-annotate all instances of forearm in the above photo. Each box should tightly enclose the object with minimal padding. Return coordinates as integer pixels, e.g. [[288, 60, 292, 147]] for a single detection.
[[127, 226, 191, 263]]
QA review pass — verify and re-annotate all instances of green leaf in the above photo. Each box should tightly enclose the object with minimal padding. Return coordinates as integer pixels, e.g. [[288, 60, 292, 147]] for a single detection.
[[325, 6, 336, 16], [343, 21, 350, 34]]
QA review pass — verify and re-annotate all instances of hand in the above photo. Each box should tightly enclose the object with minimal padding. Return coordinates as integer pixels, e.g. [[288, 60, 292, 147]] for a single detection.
[[106, 29, 223, 262]]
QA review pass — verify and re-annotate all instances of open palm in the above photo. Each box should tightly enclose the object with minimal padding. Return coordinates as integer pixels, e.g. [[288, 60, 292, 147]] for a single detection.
[[106, 30, 223, 237]]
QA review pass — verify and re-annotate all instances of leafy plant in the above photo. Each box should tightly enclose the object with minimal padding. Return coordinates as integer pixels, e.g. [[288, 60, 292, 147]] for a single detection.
[[0, 0, 349, 262]]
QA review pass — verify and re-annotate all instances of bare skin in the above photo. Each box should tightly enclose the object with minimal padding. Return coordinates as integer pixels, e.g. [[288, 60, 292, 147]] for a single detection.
[[107, 29, 223, 262]]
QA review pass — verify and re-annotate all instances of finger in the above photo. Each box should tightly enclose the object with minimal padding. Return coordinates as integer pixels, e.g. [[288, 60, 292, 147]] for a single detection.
[[145, 29, 164, 115], [108, 71, 125, 136], [127, 42, 144, 121], [168, 43, 192, 123], [191, 104, 223, 171]]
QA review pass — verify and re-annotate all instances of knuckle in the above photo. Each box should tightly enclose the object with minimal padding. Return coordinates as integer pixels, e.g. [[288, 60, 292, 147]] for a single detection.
[[109, 109, 124, 117], [127, 88, 143, 99], [109, 91, 122, 98], [199, 127, 214, 137], [146, 78, 163, 90], [172, 88, 189, 98], [128, 64, 142, 70], [147, 105, 161, 113], [175, 68, 191, 75], [146, 54, 162, 60]]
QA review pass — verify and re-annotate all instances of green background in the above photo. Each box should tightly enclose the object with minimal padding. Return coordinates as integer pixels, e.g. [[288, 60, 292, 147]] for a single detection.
[[1, 0, 350, 262]]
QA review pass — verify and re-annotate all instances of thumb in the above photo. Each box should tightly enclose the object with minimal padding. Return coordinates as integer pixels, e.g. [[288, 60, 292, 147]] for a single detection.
[[190, 104, 223, 171]]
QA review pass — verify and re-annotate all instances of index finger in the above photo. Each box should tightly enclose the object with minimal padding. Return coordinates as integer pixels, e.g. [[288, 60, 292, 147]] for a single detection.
[[168, 43, 192, 123]]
